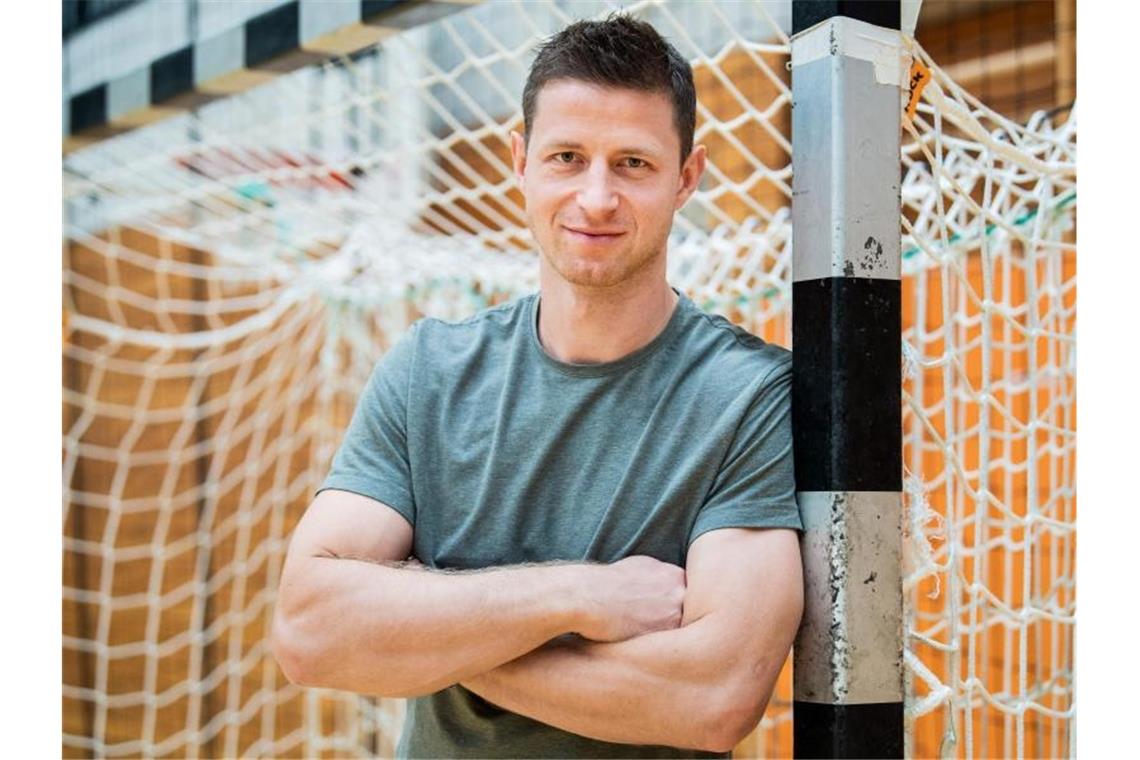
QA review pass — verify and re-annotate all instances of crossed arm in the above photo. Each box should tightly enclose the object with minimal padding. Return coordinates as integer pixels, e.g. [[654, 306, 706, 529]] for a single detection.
[[271, 489, 803, 753], [461, 526, 803, 751]]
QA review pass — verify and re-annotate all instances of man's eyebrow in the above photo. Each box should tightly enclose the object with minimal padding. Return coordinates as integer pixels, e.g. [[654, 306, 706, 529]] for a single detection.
[[538, 140, 664, 156], [541, 140, 586, 151]]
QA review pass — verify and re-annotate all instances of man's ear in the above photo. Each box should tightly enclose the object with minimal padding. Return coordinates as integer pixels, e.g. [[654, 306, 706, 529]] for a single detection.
[[674, 144, 707, 210], [510, 130, 527, 191]]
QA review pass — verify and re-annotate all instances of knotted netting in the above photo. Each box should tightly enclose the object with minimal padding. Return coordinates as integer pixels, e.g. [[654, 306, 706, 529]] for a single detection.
[[62, 1, 1075, 757], [899, 40, 1076, 760]]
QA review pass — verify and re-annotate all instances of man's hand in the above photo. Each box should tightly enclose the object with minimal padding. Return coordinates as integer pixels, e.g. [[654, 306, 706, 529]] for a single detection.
[[576, 555, 686, 642]]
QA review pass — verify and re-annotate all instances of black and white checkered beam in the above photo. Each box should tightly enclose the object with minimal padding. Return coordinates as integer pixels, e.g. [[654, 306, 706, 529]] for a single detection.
[[65, 0, 475, 152], [790, 2, 904, 758]]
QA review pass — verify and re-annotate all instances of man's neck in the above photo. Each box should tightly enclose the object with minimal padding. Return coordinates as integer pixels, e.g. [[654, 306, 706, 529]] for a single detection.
[[536, 272, 679, 365]]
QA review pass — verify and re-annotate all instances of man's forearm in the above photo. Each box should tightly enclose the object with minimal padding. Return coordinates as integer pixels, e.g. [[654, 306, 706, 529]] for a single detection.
[[273, 556, 595, 698], [461, 611, 758, 753]]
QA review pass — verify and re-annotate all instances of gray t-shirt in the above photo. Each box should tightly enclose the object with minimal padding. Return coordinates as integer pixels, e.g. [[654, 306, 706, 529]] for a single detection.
[[319, 289, 801, 758]]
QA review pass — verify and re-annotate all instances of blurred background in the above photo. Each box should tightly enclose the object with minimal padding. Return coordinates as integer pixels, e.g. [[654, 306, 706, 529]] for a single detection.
[[63, 1, 1076, 757]]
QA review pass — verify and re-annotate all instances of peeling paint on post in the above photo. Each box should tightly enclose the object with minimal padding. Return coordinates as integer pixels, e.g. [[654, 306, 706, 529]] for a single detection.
[[796, 492, 903, 706], [790, 3, 905, 758]]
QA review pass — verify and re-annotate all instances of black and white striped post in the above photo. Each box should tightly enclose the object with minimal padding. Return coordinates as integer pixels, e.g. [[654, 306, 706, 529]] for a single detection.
[[790, 2, 904, 757]]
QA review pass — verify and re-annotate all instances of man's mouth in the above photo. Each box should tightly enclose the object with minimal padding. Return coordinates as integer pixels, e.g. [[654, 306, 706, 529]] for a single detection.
[[563, 226, 625, 240]]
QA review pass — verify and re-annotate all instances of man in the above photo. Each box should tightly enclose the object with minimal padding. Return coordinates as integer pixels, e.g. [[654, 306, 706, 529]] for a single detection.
[[272, 14, 803, 758]]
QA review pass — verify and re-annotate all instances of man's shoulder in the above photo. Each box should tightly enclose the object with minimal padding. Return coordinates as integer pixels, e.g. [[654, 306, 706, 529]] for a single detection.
[[411, 293, 535, 350], [678, 297, 791, 381]]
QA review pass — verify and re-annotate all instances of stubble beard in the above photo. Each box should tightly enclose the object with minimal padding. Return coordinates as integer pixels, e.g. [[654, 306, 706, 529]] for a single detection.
[[541, 233, 666, 291]]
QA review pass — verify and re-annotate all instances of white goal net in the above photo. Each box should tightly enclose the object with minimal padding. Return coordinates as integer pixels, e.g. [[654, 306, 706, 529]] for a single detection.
[[62, 1, 1075, 757]]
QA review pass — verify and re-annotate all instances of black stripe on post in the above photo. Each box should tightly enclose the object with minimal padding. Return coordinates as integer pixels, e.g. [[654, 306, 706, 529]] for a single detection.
[[362, 0, 465, 29], [69, 85, 107, 133], [792, 1, 901, 33], [245, 1, 301, 68], [792, 277, 902, 493], [361, 0, 409, 21], [150, 46, 194, 105], [793, 701, 904, 759]]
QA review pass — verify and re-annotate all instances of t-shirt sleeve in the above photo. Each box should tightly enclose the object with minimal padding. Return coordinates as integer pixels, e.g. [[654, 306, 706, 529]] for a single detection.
[[688, 358, 801, 547], [316, 322, 419, 525]]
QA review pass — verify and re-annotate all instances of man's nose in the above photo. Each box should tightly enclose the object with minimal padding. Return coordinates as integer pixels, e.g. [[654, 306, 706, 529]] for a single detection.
[[575, 162, 619, 217]]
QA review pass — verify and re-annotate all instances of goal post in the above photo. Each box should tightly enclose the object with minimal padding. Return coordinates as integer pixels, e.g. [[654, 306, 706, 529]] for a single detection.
[[790, 2, 904, 757]]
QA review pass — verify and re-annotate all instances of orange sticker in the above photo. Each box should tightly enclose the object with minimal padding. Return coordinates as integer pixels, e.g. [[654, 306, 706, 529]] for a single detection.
[[906, 58, 931, 120]]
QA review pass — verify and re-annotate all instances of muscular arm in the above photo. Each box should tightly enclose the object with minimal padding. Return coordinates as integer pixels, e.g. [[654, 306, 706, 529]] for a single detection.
[[271, 490, 685, 699], [461, 527, 803, 753], [271, 489, 593, 698]]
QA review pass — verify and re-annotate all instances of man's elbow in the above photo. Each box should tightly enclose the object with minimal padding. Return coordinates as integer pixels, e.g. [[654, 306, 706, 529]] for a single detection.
[[270, 604, 444, 699], [270, 600, 340, 690], [701, 688, 770, 753], [270, 608, 317, 687], [700, 670, 778, 753]]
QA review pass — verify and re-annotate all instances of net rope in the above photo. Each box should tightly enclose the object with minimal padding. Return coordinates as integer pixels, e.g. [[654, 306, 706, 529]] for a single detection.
[[62, 1, 1075, 757], [899, 38, 1076, 760]]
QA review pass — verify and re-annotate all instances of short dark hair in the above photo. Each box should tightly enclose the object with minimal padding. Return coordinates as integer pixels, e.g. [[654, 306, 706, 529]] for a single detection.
[[521, 14, 697, 164]]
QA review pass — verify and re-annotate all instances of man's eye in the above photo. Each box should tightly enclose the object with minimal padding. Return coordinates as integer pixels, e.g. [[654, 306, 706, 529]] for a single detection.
[[624, 157, 647, 168], [555, 152, 576, 163]]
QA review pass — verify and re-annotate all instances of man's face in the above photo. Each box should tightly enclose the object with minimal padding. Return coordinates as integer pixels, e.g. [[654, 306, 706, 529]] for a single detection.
[[510, 80, 706, 290]]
